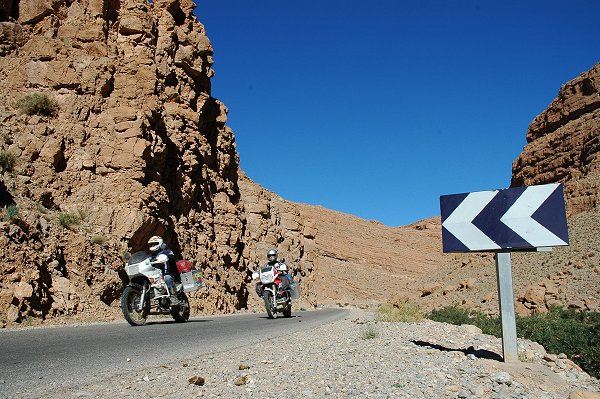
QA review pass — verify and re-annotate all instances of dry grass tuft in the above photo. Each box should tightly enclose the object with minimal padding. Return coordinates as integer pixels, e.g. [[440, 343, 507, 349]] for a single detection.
[[376, 297, 425, 323]]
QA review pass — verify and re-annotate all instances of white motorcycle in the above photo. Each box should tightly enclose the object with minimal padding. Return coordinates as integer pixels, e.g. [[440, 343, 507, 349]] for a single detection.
[[121, 251, 203, 326], [252, 261, 299, 319]]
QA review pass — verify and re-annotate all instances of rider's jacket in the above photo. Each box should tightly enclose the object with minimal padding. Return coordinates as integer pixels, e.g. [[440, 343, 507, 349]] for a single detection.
[[151, 248, 177, 278], [265, 260, 287, 271], [265, 260, 292, 288]]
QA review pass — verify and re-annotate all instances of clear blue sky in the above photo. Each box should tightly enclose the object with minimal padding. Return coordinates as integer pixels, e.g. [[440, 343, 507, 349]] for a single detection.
[[195, 1, 600, 227]]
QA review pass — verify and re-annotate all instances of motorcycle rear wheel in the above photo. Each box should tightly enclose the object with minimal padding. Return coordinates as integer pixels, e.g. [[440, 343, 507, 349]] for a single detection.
[[283, 303, 292, 318], [121, 286, 149, 326], [171, 293, 190, 323], [263, 291, 276, 319]]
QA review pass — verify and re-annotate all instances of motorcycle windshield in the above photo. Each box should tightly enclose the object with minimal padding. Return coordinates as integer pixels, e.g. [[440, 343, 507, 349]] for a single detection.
[[261, 266, 274, 274], [127, 251, 151, 266]]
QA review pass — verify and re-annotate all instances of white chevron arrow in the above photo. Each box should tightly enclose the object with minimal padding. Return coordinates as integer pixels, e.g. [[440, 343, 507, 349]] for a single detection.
[[442, 190, 501, 251], [500, 183, 568, 247]]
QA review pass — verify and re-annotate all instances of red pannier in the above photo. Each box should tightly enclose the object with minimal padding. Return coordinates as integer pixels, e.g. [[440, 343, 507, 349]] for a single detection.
[[176, 260, 193, 273]]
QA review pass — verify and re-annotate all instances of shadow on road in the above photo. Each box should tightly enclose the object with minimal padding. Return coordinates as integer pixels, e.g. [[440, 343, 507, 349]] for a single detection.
[[257, 314, 304, 320], [145, 318, 213, 326]]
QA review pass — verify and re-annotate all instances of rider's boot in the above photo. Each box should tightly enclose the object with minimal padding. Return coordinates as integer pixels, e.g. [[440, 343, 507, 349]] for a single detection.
[[170, 295, 181, 306]]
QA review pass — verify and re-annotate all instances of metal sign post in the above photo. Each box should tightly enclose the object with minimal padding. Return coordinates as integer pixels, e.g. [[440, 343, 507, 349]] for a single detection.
[[440, 183, 569, 363], [496, 252, 518, 363]]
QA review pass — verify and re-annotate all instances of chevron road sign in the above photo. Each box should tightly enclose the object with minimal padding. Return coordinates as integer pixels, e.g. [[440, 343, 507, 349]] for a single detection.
[[440, 183, 569, 253]]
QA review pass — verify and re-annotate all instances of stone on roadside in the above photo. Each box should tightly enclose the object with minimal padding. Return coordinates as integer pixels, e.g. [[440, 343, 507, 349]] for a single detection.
[[234, 375, 247, 386], [188, 376, 205, 386], [490, 371, 512, 386]]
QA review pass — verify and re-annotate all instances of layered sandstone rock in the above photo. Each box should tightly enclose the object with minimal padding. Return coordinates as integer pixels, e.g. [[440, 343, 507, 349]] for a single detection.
[[240, 176, 445, 308], [0, 0, 249, 326], [3, 0, 427, 327], [512, 62, 600, 216]]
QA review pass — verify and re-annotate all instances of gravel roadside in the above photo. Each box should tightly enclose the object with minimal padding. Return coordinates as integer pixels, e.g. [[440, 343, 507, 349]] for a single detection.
[[16, 309, 600, 399]]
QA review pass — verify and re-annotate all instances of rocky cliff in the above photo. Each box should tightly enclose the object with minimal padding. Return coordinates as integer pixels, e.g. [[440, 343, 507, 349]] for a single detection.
[[512, 62, 600, 216], [0, 0, 252, 326]]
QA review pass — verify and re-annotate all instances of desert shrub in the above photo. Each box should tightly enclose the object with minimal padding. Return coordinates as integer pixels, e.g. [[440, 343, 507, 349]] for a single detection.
[[428, 305, 501, 336], [0, 150, 17, 172], [91, 235, 107, 245], [516, 307, 599, 379], [376, 298, 424, 322], [3, 204, 19, 223], [427, 306, 599, 378], [57, 211, 81, 229], [428, 305, 472, 324], [360, 324, 378, 339], [35, 202, 48, 214], [17, 92, 58, 116]]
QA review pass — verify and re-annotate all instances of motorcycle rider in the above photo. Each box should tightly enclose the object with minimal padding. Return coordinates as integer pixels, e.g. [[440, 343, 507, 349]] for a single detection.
[[147, 236, 180, 305], [266, 249, 293, 296]]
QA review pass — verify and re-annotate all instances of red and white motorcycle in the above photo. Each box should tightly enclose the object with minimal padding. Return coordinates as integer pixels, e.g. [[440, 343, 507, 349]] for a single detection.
[[252, 261, 299, 319]]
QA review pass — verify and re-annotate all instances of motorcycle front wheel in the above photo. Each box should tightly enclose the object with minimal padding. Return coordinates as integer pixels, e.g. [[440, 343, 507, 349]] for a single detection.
[[263, 290, 276, 319], [171, 292, 190, 323], [121, 286, 149, 326]]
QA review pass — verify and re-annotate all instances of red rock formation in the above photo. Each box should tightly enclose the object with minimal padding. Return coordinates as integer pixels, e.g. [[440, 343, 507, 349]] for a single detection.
[[0, 0, 247, 325], [512, 62, 600, 216]]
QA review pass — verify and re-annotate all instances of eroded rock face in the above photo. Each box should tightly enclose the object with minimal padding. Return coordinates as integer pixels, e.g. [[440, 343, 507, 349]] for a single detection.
[[512, 62, 600, 216], [0, 0, 248, 325]]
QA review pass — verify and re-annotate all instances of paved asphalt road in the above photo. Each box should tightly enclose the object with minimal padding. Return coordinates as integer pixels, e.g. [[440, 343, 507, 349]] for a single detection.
[[0, 308, 347, 397]]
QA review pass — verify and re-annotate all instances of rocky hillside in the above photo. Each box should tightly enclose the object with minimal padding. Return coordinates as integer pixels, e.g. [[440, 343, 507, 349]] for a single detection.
[[0, 0, 598, 328]]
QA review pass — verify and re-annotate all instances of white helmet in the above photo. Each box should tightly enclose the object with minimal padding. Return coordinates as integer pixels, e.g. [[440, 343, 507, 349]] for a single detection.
[[148, 236, 164, 253], [267, 249, 277, 262]]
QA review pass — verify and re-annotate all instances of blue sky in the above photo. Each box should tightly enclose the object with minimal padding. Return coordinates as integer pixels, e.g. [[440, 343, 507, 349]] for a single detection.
[[195, 1, 600, 227]]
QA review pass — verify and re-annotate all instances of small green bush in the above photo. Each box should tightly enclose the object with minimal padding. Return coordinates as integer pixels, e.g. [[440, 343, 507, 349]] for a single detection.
[[35, 202, 48, 214], [91, 235, 107, 245], [376, 298, 424, 323], [3, 204, 19, 223], [17, 92, 58, 116], [360, 324, 378, 339], [428, 305, 501, 336], [516, 307, 599, 379], [0, 151, 17, 172], [427, 306, 599, 379], [57, 211, 81, 229]]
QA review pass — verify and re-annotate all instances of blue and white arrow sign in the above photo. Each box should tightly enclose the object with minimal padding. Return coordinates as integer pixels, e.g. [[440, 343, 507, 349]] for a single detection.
[[440, 183, 569, 253]]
